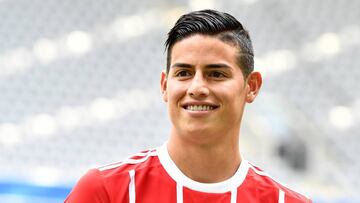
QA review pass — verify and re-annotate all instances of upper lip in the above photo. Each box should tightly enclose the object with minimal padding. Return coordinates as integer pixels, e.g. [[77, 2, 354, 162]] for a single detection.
[[181, 101, 220, 108]]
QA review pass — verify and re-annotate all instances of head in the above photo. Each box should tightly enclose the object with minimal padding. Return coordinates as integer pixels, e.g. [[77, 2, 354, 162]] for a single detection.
[[165, 9, 254, 78], [161, 10, 262, 145]]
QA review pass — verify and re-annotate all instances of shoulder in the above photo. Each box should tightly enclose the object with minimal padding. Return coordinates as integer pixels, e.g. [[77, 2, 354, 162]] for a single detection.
[[65, 169, 110, 203], [96, 148, 159, 176], [65, 148, 160, 203], [244, 161, 312, 203]]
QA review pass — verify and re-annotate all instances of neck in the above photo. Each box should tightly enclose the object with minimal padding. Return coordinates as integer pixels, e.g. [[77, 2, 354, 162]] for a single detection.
[[167, 129, 241, 183]]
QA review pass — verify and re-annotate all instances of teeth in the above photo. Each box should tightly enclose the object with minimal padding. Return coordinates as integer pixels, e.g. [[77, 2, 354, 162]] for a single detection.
[[186, 105, 214, 111]]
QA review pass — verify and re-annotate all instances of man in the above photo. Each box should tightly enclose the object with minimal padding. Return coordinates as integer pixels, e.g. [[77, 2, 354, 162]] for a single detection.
[[65, 9, 311, 203]]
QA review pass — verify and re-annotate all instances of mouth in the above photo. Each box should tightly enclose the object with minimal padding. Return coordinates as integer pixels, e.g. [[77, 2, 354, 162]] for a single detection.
[[182, 104, 219, 111]]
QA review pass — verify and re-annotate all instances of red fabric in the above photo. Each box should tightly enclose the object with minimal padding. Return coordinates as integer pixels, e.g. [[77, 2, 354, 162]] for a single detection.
[[65, 149, 311, 203]]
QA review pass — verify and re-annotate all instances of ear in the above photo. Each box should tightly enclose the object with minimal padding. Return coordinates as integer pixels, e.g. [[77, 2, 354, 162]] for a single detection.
[[160, 71, 168, 102], [246, 71, 262, 103]]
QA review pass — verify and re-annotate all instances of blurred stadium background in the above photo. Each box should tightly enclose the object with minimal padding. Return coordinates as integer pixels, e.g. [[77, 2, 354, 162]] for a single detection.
[[0, 0, 359, 202]]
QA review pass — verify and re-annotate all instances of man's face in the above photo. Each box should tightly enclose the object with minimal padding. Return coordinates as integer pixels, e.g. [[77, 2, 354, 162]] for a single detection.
[[161, 34, 260, 142]]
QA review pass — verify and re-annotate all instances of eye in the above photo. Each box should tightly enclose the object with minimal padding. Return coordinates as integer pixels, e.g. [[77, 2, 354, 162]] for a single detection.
[[208, 71, 226, 78], [175, 70, 191, 77]]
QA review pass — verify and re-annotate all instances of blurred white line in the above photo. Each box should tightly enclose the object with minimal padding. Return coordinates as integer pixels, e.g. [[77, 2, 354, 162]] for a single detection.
[[0, 8, 168, 77], [0, 87, 158, 145]]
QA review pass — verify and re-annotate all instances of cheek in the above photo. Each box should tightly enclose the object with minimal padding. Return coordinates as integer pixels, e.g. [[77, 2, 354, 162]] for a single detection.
[[219, 85, 247, 107], [167, 82, 186, 104], [219, 82, 245, 96]]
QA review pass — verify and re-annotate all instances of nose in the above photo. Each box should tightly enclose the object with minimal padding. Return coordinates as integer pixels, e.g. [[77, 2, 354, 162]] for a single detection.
[[187, 72, 209, 98]]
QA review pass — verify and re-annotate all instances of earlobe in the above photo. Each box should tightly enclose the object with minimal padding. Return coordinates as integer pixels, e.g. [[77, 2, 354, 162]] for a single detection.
[[246, 72, 262, 103], [160, 71, 168, 102]]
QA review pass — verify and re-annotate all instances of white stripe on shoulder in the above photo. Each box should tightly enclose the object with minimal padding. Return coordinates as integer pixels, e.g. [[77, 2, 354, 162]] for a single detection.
[[248, 163, 272, 177], [249, 162, 311, 200], [248, 162, 289, 188], [131, 150, 157, 157], [278, 189, 285, 203], [129, 169, 136, 203], [98, 150, 157, 171]]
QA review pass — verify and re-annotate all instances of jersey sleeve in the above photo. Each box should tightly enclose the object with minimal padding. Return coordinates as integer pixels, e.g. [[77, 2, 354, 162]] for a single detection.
[[64, 169, 110, 203]]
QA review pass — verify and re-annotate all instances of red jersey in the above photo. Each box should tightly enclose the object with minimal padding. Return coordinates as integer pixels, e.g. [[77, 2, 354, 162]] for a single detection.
[[65, 144, 311, 203]]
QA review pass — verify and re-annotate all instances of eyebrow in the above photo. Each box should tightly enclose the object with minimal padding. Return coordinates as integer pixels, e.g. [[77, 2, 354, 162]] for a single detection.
[[206, 63, 231, 69], [171, 63, 193, 69], [171, 63, 231, 69]]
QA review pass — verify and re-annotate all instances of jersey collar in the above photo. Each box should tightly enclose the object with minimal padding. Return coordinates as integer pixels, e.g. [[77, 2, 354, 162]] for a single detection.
[[157, 142, 250, 193]]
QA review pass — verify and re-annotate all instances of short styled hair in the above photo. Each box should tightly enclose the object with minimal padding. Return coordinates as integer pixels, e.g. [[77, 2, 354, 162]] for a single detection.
[[165, 9, 254, 78]]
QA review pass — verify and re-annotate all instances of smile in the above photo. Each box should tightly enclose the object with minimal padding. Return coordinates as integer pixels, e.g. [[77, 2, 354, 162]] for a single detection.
[[184, 105, 218, 111]]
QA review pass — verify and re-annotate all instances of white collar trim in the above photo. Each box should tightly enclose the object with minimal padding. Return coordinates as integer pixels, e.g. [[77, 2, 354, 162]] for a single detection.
[[157, 142, 249, 193]]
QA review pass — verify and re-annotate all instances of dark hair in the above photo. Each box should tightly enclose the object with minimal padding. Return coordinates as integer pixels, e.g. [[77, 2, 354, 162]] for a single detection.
[[165, 9, 254, 78]]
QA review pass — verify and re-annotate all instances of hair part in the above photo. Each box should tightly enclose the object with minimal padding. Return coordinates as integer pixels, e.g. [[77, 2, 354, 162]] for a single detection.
[[165, 9, 254, 78]]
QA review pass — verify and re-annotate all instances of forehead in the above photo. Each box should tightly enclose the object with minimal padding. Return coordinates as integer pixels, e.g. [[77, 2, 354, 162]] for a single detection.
[[170, 34, 239, 67]]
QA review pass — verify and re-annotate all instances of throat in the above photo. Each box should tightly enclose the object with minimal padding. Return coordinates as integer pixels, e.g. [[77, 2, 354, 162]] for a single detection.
[[168, 140, 241, 183]]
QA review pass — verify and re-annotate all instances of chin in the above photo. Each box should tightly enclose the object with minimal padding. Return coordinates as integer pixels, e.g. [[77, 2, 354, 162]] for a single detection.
[[185, 125, 219, 137]]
